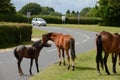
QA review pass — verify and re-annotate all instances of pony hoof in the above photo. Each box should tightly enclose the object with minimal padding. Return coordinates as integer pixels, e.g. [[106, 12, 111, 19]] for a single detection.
[[107, 72, 110, 75], [59, 62, 61, 65], [19, 72, 24, 76], [68, 65, 70, 70], [113, 70, 117, 74], [30, 73, 32, 75], [97, 71, 101, 75], [63, 62, 66, 66], [72, 66, 75, 71]]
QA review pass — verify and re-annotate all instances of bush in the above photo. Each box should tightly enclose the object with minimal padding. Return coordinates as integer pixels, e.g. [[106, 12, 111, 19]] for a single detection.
[[0, 23, 32, 48], [0, 13, 28, 23], [19, 25, 32, 42]]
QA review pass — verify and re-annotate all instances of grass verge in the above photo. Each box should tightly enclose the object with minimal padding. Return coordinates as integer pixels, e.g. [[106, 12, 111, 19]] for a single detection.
[[32, 28, 47, 38], [48, 24, 120, 33], [30, 49, 120, 80]]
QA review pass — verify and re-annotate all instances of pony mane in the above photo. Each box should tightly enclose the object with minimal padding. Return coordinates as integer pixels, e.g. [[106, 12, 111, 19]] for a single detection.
[[32, 40, 41, 47]]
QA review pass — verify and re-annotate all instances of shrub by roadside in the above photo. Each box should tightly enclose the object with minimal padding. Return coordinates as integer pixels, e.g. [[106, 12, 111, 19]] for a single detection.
[[0, 23, 32, 48]]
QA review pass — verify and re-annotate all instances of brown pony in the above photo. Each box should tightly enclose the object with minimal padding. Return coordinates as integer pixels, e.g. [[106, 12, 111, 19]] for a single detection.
[[42, 32, 76, 71], [14, 40, 51, 76], [96, 31, 120, 75]]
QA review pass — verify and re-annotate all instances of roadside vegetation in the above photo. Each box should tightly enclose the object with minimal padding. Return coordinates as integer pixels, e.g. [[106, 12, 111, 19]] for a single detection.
[[48, 24, 120, 33], [30, 49, 120, 80]]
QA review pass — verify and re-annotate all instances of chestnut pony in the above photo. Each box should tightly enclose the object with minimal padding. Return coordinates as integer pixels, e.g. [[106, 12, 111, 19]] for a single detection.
[[96, 31, 120, 75], [42, 32, 76, 71], [14, 40, 51, 76]]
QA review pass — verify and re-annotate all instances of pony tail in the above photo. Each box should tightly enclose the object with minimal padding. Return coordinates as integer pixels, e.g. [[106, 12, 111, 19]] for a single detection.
[[96, 35, 104, 69], [70, 38, 76, 61], [14, 48, 19, 60]]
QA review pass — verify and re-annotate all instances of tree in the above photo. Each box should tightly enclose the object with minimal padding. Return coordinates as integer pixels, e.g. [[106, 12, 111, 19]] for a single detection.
[[19, 3, 41, 15], [0, 0, 16, 14], [41, 7, 55, 15], [80, 7, 91, 17], [71, 10, 76, 14], [85, 8, 98, 17], [97, 0, 120, 26], [66, 10, 70, 14]]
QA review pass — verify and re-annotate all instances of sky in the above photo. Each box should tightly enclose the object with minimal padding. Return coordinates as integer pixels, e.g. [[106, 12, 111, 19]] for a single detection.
[[11, 0, 98, 14]]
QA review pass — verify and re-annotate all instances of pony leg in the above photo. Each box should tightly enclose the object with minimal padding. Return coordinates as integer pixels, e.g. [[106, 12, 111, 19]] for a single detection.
[[71, 57, 75, 71], [29, 58, 33, 75], [17, 58, 23, 76], [62, 49, 65, 65], [96, 54, 101, 75], [35, 58, 39, 73], [57, 47, 61, 65], [119, 54, 120, 65], [104, 53, 110, 75], [66, 50, 70, 70], [112, 53, 117, 73]]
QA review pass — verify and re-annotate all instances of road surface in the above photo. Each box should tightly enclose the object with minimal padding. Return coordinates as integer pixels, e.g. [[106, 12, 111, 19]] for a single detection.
[[0, 26, 97, 80]]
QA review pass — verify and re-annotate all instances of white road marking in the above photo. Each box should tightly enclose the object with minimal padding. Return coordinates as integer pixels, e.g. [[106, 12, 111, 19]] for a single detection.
[[81, 34, 90, 43], [75, 31, 90, 43]]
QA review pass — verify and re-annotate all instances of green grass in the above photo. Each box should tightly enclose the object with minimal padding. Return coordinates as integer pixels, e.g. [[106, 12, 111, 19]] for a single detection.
[[30, 49, 120, 80], [48, 24, 120, 33], [30, 24, 120, 80], [32, 28, 47, 38]]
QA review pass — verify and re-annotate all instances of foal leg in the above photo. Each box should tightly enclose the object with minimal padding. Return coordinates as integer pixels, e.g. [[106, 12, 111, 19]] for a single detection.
[[18, 58, 23, 76], [62, 49, 65, 65], [66, 50, 70, 70], [35, 58, 39, 73], [29, 58, 33, 75], [104, 53, 110, 75]]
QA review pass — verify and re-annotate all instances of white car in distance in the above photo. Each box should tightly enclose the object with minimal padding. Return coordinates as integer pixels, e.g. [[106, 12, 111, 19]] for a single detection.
[[32, 18, 47, 27]]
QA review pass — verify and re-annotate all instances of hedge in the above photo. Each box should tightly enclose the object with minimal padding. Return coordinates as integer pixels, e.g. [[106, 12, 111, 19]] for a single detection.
[[0, 13, 28, 23], [32, 15, 102, 24], [0, 13, 102, 24], [0, 23, 32, 48]]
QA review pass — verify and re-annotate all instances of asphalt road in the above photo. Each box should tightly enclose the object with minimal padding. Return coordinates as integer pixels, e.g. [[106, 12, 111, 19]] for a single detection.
[[0, 26, 97, 80]]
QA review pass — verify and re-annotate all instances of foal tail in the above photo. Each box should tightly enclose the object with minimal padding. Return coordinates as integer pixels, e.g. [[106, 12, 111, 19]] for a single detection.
[[96, 34, 104, 69], [70, 38, 76, 61], [14, 47, 19, 60]]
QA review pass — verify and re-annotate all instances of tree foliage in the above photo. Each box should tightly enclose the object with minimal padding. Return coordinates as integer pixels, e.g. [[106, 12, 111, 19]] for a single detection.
[[80, 7, 91, 17], [97, 0, 120, 26], [66, 10, 70, 14], [41, 7, 55, 15], [19, 3, 41, 15], [0, 0, 16, 14]]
